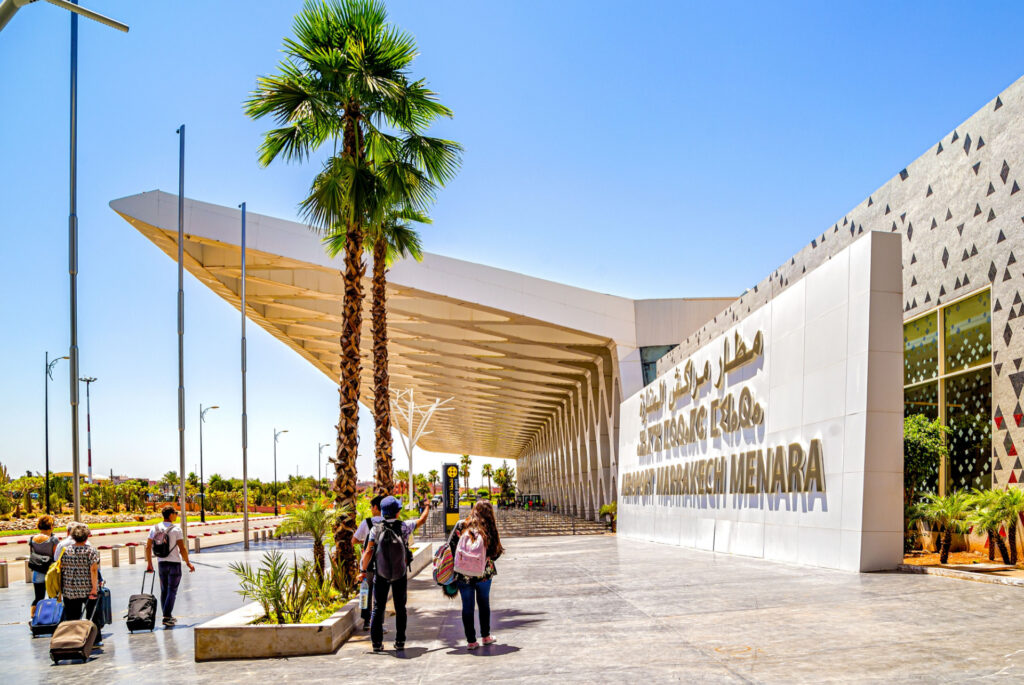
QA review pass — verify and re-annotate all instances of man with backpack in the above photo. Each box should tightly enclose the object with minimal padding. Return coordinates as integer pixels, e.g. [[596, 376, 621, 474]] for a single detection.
[[145, 506, 195, 627], [352, 494, 385, 631], [356, 496, 431, 652]]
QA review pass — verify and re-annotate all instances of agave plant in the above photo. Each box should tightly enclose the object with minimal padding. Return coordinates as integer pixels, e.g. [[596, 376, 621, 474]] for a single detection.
[[229, 551, 320, 625], [920, 491, 972, 564], [967, 489, 1011, 564]]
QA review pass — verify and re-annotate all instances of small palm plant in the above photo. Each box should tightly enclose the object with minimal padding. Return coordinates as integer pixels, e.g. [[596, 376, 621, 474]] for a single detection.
[[998, 487, 1024, 566], [276, 500, 350, 584], [920, 491, 972, 564], [967, 489, 1011, 564]]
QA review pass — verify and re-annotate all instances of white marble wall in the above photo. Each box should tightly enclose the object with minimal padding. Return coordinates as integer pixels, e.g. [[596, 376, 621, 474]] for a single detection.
[[618, 231, 904, 572]]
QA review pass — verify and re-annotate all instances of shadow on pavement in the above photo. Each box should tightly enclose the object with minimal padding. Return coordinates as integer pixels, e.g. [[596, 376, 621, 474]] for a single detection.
[[446, 643, 521, 657]]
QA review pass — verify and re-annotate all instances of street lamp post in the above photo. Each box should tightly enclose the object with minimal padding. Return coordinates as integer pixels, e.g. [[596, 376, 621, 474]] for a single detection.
[[318, 442, 330, 498], [44, 353, 69, 515], [79, 376, 96, 484], [274, 429, 288, 516], [199, 404, 219, 523]]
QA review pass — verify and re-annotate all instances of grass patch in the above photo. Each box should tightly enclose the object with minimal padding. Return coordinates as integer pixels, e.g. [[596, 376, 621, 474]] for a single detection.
[[0, 512, 274, 537], [251, 597, 351, 625]]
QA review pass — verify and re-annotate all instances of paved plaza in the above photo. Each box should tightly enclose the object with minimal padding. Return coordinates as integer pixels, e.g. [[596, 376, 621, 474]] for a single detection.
[[3, 534, 1024, 683]]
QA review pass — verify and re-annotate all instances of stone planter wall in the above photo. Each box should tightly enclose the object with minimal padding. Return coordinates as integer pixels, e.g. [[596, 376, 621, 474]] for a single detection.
[[194, 542, 434, 661]]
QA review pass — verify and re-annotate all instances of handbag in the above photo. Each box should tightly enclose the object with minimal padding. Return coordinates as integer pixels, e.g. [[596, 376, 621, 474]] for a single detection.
[[432, 525, 458, 586], [45, 548, 64, 599], [28, 550, 54, 574]]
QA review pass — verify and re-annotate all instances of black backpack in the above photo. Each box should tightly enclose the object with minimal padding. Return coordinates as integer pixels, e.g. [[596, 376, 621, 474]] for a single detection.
[[373, 521, 410, 582], [151, 525, 172, 558]]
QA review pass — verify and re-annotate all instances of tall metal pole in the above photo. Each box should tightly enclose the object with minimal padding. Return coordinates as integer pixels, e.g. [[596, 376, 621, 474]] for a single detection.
[[68, 5, 81, 522], [318, 442, 329, 498], [199, 404, 205, 523], [80, 377, 96, 484], [240, 202, 249, 549], [176, 124, 187, 537], [273, 428, 278, 516], [45, 353, 50, 515]]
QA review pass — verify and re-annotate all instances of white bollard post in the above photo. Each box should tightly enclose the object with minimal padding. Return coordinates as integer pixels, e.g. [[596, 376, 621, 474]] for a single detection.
[[128, 546, 137, 564], [194, 537, 201, 554], [23, 559, 31, 583], [0, 561, 8, 588], [111, 546, 121, 568]]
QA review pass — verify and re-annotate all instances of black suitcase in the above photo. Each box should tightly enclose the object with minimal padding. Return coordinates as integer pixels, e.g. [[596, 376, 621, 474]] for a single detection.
[[126, 570, 157, 632], [49, 601, 99, 664]]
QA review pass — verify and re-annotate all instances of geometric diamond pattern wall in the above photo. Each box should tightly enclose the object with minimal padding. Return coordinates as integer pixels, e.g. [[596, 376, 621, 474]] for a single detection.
[[657, 75, 1024, 488]]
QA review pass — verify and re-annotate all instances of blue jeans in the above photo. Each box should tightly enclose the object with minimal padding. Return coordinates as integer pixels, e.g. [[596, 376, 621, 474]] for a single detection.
[[158, 561, 182, 618], [458, 579, 491, 642]]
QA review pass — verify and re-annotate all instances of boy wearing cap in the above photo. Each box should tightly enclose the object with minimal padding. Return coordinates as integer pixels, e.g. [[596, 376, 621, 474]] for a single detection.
[[357, 495, 431, 652]]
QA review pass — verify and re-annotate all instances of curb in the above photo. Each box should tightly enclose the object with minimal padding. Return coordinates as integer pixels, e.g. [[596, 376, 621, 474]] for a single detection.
[[896, 563, 1024, 587]]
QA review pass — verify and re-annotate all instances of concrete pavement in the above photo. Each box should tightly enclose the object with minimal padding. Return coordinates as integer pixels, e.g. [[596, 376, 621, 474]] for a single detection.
[[3, 534, 1024, 682]]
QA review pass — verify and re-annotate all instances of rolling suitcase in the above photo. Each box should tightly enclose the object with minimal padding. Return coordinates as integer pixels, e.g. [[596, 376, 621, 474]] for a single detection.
[[126, 570, 157, 633], [96, 586, 113, 628], [49, 600, 99, 664], [30, 597, 64, 637]]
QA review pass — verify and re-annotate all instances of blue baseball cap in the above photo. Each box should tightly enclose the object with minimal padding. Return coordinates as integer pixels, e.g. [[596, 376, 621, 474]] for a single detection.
[[381, 496, 402, 518]]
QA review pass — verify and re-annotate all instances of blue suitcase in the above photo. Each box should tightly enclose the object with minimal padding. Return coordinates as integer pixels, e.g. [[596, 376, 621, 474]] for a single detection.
[[96, 587, 113, 628], [31, 598, 64, 637]]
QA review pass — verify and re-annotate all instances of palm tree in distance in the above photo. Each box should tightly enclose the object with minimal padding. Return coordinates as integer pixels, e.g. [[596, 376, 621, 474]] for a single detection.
[[326, 206, 428, 497], [460, 454, 472, 494], [481, 463, 494, 498], [245, 0, 460, 585], [428, 469, 439, 495]]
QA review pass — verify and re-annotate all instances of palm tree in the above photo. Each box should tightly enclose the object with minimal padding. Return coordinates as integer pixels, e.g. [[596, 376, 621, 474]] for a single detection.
[[326, 206, 427, 497], [428, 469, 439, 495], [276, 500, 348, 583], [920, 491, 972, 564], [245, 0, 460, 585], [967, 489, 1011, 564], [481, 463, 494, 498], [999, 488, 1024, 565], [460, 454, 472, 493]]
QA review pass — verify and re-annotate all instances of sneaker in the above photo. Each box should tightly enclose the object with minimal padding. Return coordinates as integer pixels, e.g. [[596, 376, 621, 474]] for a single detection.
[[162, 617, 175, 626], [362, 621, 370, 631], [482, 635, 496, 645], [467, 641, 480, 650], [394, 641, 405, 651], [372, 644, 384, 653]]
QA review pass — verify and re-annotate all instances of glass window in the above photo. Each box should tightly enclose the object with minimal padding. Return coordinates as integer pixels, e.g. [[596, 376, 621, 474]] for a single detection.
[[945, 367, 992, 490], [904, 312, 938, 385], [944, 290, 992, 373], [904, 381, 938, 421], [902, 288, 992, 495]]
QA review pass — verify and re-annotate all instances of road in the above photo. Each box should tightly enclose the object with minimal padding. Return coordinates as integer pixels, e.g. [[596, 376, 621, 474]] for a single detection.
[[0, 515, 285, 583]]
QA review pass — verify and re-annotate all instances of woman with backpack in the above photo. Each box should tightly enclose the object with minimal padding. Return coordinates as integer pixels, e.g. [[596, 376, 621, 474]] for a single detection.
[[28, 515, 59, 619], [450, 500, 504, 649]]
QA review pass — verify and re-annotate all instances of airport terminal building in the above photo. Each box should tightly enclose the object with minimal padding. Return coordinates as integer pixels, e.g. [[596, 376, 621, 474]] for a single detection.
[[113, 75, 1024, 570]]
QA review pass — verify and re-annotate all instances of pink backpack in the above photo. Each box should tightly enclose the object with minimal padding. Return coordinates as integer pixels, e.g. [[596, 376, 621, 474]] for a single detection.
[[453, 530, 488, 578]]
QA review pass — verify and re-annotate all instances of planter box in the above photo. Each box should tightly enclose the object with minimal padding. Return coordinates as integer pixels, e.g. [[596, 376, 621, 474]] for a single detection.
[[194, 542, 434, 661]]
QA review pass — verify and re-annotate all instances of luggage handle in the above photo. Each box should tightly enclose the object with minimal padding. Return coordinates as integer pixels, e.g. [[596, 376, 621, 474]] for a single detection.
[[141, 569, 156, 594]]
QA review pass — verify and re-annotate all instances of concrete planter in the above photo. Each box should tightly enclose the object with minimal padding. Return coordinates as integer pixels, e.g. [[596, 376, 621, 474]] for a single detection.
[[195, 542, 434, 662]]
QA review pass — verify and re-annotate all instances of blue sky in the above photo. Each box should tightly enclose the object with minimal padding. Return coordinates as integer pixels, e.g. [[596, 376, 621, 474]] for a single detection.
[[1, 1, 1023, 485]]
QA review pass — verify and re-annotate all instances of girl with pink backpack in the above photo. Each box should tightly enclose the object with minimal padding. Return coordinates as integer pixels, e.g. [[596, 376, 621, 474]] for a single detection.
[[450, 500, 504, 649]]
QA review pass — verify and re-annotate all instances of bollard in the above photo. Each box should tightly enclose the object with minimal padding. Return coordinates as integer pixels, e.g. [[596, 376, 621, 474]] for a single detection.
[[128, 546, 137, 564], [111, 546, 121, 568], [253, 531, 259, 544], [194, 536, 201, 554], [261, 530, 268, 541], [23, 559, 31, 583], [0, 561, 8, 588]]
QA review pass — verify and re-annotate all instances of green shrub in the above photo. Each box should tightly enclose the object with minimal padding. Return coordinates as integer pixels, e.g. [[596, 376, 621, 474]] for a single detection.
[[0, 494, 12, 516]]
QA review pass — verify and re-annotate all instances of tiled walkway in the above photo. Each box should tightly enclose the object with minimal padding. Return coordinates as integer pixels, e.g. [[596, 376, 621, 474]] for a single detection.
[[3, 535, 1024, 683]]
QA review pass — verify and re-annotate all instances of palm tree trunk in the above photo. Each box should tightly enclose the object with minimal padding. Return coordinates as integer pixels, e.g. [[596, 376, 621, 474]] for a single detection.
[[940, 527, 952, 564], [313, 538, 325, 585], [995, 531, 1012, 565], [1010, 518, 1019, 566], [331, 108, 365, 590], [371, 238, 395, 497], [988, 530, 996, 561]]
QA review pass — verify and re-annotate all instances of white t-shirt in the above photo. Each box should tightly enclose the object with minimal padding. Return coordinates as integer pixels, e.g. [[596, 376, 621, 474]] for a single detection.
[[353, 515, 384, 543], [149, 521, 183, 563]]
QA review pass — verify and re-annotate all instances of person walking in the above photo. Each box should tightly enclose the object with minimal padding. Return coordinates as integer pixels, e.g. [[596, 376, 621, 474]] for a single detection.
[[450, 500, 504, 649], [352, 494, 385, 631], [56, 521, 80, 553], [58, 522, 104, 646], [145, 506, 195, 626], [357, 496, 431, 652], [28, 515, 59, 620]]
